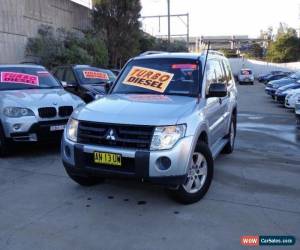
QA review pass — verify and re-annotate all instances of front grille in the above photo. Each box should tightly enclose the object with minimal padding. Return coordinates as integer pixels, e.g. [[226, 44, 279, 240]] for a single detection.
[[78, 121, 154, 150], [59, 106, 73, 117], [38, 107, 57, 118]]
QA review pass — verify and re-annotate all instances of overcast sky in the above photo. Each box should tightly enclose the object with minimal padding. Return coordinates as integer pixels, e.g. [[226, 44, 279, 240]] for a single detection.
[[140, 0, 300, 38]]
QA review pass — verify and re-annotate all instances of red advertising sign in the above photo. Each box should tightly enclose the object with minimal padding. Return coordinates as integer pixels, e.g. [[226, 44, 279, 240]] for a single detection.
[[83, 71, 109, 80], [0, 72, 39, 86]]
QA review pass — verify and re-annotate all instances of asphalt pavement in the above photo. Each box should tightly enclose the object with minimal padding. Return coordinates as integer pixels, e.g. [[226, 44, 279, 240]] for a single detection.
[[0, 82, 299, 250]]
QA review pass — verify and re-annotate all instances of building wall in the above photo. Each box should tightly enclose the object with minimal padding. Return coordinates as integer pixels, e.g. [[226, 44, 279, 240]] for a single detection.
[[0, 0, 91, 64]]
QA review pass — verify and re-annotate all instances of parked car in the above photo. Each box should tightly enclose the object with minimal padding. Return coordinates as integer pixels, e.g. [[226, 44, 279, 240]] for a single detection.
[[261, 72, 291, 85], [0, 65, 84, 156], [52, 65, 116, 103], [274, 83, 300, 104], [258, 71, 291, 83], [265, 72, 300, 98], [285, 88, 300, 109], [61, 51, 238, 204], [238, 68, 254, 84]]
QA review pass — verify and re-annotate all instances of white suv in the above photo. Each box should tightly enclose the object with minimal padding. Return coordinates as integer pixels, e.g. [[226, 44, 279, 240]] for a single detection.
[[62, 52, 238, 204]]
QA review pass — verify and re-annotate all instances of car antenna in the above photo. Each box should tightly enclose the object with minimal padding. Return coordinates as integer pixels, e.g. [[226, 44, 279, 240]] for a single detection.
[[197, 41, 210, 104]]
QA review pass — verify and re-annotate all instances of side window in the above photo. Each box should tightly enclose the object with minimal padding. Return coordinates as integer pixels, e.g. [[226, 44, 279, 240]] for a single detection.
[[214, 60, 226, 84], [54, 68, 64, 81], [65, 69, 77, 84], [223, 60, 234, 86]]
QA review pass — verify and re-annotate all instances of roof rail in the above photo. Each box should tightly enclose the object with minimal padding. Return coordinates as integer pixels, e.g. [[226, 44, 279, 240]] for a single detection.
[[139, 51, 168, 56], [201, 50, 224, 57]]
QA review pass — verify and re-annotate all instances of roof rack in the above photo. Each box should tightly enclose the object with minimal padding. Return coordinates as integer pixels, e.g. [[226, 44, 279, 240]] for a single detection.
[[201, 50, 224, 57], [139, 51, 168, 56]]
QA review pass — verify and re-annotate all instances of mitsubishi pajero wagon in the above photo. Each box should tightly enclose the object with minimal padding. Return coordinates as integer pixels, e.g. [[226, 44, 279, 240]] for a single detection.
[[62, 51, 238, 204]]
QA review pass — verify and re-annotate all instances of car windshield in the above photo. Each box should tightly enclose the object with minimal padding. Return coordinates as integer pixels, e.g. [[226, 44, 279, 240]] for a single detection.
[[241, 69, 252, 75], [111, 58, 201, 97], [75, 67, 116, 85], [0, 67, 61, 91]]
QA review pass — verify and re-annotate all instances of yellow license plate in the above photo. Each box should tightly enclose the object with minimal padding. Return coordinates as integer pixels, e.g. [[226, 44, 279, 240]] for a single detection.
[[94, 152, 122, 166]]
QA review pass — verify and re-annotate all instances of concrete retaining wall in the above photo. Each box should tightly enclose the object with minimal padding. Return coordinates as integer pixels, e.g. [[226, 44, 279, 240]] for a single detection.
[[229, 58, 300, 77], [0, 0, 91, 64]]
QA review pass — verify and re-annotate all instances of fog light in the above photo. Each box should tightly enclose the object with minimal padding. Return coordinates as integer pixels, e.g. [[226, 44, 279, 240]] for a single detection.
[[156, 157, 171, 170], [13, 124, 21, 131]]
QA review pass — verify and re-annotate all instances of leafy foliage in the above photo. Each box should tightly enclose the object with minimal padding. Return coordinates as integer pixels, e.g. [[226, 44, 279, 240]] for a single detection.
[[93, 0, 142, 68], [25, 25, 108, 68], [266, 24, 300, 63]]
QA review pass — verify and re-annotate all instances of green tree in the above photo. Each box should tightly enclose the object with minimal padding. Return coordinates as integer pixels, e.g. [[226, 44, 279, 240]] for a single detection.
[[244, 42, 264, 59], [25, 25, 108, 68], [93, 0, 142, 68], [266, 31, 300, 63]]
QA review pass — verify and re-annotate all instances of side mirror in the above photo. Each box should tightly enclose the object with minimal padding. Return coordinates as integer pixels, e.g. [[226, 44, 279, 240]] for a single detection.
[[207, 83, 227, 98]]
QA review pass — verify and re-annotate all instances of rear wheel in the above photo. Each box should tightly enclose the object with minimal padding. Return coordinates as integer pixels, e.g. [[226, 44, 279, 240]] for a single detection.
[[65, 168, 105, 186], [168, 142, 214, 204]]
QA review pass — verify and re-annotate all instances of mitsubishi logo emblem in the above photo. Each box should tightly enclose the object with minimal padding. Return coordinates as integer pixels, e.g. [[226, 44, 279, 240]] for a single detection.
[[106, 129, 116, 141]]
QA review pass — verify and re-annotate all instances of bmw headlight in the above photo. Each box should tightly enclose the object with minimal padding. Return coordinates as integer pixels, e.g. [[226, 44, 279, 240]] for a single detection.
[[3, 107, 35, 117], [151, 125, 186, 150], [66, 118, 79, 142]]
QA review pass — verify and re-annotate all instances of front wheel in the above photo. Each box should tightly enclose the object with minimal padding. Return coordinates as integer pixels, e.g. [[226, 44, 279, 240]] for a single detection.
[[168, 142, 214, 204]]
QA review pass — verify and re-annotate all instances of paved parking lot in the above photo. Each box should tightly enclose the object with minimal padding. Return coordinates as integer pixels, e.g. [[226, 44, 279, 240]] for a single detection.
[[0, 83, 299, 250]]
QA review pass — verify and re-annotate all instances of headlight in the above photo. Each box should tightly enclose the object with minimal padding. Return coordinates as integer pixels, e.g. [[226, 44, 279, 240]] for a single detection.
[[66, 118, 79, 142], [3, 107, 35, 117], [150, 125, 186, 150], [286, 94, 292, 99]]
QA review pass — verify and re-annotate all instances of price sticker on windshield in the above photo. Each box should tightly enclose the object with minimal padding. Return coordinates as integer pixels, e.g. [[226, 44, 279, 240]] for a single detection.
[[0, 72, 39, 86], [83, 71, 109, 80], [123, 66, 174, 93]]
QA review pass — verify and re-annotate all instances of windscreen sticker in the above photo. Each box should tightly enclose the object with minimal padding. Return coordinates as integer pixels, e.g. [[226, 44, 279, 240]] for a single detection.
[[172, 64, 197, 70], [83, 71, 109, 80], [122, 66, 174, 93], [242, 70, 250, 75], [0, 72, 39, 86]]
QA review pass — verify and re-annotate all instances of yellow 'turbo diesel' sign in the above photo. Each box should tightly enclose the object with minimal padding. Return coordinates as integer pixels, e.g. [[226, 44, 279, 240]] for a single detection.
[[123, 66, 174, 93]]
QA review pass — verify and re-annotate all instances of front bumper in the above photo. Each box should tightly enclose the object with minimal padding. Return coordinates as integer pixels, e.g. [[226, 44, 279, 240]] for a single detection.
[[275, 94, 286, 104], [2, 116, 68, 142], [61, 134, 194, 186], [265, 87, 276, 96]]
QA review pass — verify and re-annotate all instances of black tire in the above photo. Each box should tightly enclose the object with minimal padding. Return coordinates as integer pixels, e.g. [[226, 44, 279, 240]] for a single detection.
[[222, 116, 237, 154], [168, 142, 214, 204], [65, 168, 105, 186], [0, 126, 9, 157]]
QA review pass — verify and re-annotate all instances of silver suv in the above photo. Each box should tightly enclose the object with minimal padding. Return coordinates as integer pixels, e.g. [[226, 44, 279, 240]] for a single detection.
[[62, 52, 238, 204], [0, 65, 84, 155]]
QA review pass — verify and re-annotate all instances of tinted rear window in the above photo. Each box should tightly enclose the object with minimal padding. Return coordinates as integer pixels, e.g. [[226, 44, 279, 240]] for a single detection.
[[241, 70, 252, 75]]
